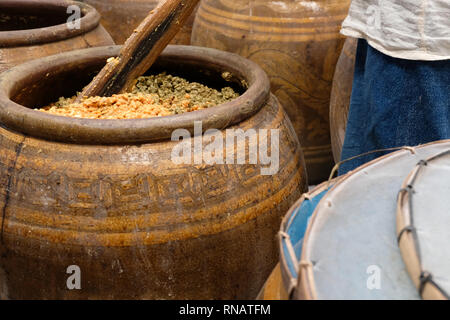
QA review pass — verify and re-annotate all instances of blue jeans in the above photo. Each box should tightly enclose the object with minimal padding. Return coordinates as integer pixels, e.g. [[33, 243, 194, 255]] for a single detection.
[[340, 39, 450, 174]]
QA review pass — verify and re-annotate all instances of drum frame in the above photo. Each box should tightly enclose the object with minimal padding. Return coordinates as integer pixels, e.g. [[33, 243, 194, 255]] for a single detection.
[[397, 150, 450, 300], [279, 180, 337, 298]]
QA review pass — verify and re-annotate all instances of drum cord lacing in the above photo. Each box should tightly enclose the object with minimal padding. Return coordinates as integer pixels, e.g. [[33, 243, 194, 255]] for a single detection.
[[279, 231, 300, 296], [328, 146, 416, 182], [280, 188, 319, 297], [397, 152, 450, 299], [279, 231, 299, 275]]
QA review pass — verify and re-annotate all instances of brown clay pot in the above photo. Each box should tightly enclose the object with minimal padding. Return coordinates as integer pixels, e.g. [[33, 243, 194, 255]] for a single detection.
[[0, 0, 114, 74], [0, 45, 307, 299], [191, 0, 351, 184], [330, 37, 357, 163], [256, 264, 288, 300], [82, 0, 198, 45]]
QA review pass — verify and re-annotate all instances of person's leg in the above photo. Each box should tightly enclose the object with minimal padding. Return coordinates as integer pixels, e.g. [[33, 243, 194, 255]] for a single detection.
[[339, 39, 450, 174]]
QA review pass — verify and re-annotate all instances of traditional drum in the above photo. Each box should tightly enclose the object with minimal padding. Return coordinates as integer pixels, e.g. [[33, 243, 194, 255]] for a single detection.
[[296, 141, 450, 299], [191, 0, 351, 184], [0, 45, 307, 299], [397, 150, 450, 300], [0, 0, 114, 74], [329, 37, 357, 163]]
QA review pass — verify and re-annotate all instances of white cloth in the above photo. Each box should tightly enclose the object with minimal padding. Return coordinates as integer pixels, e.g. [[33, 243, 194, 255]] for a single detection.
[[341, 0, 450, 61]]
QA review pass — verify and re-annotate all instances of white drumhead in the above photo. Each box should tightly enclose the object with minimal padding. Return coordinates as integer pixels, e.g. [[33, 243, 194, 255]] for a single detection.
[[298, 141, 450, 300], [397, 150, 450, 299]]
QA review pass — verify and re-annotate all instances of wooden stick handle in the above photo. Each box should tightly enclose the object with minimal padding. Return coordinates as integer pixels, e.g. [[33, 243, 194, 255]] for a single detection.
[[77, 0, 200, 101]]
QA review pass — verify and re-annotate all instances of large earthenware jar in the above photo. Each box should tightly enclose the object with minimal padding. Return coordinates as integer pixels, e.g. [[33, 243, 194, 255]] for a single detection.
[[0, 45, 307, 299], [330, 37, 357, 163], [0, 0, 114, 74], [82, 0, 198, 45], [191, 0, 351, 184]]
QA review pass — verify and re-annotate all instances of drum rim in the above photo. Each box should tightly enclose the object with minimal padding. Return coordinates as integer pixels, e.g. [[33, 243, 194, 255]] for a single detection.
[[278, 180, 337, 298], [397, 149, 450, 300], [296, 140, 450, 300]]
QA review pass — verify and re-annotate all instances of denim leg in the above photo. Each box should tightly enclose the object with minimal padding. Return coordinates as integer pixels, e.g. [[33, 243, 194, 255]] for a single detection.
[[339, 39, 450, 174]]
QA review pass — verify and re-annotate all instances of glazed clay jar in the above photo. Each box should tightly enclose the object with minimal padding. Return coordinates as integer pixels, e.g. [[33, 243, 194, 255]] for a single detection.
[[82, 0, 198, 45], [0, 0, 114, 74], [330, 37, 357, 163], [0, 45, 307, 299], [192, 0, 351, 183]]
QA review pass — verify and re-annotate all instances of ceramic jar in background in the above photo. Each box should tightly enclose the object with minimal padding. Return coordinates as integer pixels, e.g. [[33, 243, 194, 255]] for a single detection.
[[82, 0, 198, 45], [192, 0, 351, 183], [330, 37, 357, 163], [0, 0, 114, 74]]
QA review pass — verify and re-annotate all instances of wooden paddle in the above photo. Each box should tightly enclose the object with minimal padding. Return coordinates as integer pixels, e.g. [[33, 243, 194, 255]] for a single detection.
[[76, 0, 200, 101]]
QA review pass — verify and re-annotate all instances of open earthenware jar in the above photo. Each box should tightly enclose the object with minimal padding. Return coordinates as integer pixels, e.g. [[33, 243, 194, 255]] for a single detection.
[[0, 45, 307, 299]]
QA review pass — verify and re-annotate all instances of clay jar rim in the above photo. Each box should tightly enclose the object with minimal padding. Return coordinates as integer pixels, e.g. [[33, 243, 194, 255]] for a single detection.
[[0, 0, 101, 47], [0, 45, 270, 144]]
